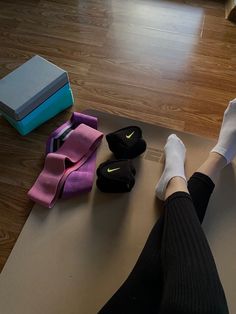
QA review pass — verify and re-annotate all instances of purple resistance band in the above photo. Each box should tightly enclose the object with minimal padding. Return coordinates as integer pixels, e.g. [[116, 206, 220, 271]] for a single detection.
[[28, 113, 103, 207], [46, 112, 98, 154], [46, 112, 100, 199]]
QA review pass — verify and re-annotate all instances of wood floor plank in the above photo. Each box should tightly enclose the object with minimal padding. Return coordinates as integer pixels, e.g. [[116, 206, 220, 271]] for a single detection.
[[72, 93, 186, 132]]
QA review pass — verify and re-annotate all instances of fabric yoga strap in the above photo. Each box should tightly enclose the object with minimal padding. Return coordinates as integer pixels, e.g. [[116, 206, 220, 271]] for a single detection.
[[28, 123, 103, 208]]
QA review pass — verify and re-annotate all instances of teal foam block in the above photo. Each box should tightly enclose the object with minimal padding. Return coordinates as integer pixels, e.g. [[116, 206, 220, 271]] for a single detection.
[[2, 83, 74, 135]]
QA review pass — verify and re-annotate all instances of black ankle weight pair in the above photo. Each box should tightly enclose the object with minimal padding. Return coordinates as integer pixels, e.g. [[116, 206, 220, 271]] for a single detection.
[[96, 126, 146, 193]]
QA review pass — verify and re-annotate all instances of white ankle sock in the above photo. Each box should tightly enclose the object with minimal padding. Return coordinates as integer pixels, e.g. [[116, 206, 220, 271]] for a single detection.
[[155, 134, 186, 200], [211, 98, 236, 164]]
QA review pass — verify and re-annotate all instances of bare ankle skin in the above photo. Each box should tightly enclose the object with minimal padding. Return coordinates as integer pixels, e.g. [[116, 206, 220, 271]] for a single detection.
[[196, 152, 227, 184], [164, 177, 189, 200]]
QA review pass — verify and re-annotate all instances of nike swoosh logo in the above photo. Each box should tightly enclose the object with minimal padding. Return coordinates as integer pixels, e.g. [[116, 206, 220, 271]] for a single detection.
[[126, 131, 135, 139], [107, 167, 120, 173]]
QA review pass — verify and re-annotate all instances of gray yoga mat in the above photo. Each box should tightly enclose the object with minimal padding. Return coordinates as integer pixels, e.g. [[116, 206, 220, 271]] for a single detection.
[[0, 110, 235, 314]]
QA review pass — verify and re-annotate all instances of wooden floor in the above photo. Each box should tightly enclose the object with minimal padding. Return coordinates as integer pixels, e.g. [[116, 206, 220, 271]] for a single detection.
[[0, 0, 235, 272]]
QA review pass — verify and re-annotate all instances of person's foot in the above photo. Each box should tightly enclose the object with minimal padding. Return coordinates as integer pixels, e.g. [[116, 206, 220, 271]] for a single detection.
[[211, 98, 236, 164], [155, 134, 186, 200]]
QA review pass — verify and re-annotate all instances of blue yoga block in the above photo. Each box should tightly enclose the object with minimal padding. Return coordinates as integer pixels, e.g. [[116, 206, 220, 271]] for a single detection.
[[2, 83, 74, 135]]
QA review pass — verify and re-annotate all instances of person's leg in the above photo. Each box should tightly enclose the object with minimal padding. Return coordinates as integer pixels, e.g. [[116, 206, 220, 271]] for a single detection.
[[155, 135, 229, 313], [187, 153, 226, 223], [98, 215, 164, 314], [187, 97, 236, 223], [159, 188, 229, 314]]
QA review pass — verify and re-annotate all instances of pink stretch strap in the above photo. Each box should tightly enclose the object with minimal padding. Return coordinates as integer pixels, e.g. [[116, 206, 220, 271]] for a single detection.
[[28, 124, 103, 208]]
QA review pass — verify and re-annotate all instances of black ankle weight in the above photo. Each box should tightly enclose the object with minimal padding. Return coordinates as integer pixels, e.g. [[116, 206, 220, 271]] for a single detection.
[[106, 126, 146, 159], [96, 159, 136, 193]]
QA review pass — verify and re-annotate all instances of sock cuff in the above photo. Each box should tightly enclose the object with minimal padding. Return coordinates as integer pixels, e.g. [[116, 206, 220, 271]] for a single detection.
[[211, 146, 230, 164], [155, 174, 186, 200], [170, 174, 187, 182]]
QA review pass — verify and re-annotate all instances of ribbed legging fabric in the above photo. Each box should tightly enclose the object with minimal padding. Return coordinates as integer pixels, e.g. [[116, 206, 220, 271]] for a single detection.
[[98, 172, 229, 314]]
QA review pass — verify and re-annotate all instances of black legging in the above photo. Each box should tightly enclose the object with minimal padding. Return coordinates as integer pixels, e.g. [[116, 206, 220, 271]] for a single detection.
[[98, 172, 229, 314]]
